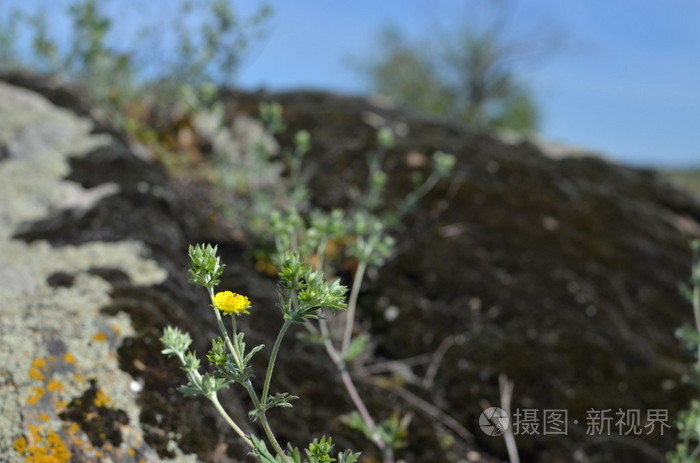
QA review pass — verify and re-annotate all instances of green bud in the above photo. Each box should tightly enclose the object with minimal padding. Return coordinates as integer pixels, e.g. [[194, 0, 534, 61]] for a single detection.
[[377, 127, 395, 149], [188, 243, 225, 288], [183, 351, 201, 372], [294, 130, 311, 155], [371, 171, 387, 190], [199, 373, 229, 395], [207, 338, 229, 366], [278, 251, 310, 290], [310, 209, 346, 238], [160, 326, 193, 357], [297, 272, 347, 317], [259, 102, 285, 134], [433, 151, 456, 178]]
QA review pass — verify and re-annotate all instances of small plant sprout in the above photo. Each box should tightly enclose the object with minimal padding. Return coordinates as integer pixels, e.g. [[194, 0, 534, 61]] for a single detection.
[[161, 244, 359, 463], [669, 240, 700, 463]]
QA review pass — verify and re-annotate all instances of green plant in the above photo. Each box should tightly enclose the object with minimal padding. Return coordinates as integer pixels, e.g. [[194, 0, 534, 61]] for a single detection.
[[0, 0, 271, 131], [669, 240, 700, 462], [0, 3, 21, 68], [161, 244, 360, 463], [353, 0, 561, 133], [212, 104, 456, 462]]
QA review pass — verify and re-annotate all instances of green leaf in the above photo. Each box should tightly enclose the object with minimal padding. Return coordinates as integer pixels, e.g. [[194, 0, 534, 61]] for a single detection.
[[244, 343, 265, 364], [337, 450, 361, 463], [160, 326, 192, 357], [286, 444, 303, 463], [248, 435, 279, 463], [343, 334, 368, 363], [178, 382, 205, 397], [249, 392, 298, 421]]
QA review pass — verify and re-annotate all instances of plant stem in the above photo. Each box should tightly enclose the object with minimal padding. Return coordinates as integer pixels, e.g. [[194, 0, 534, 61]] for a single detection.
[[341, 261, 367, 354], [242, 381, 288, 462], [209, 393, 253, 448], [693, 258, 700, 362], [262, 318, 294, 403], [256, 316, 293, 463], [318, 319, 385, 454], [315, 238, 328, 272], [208, 288, 288, 461]]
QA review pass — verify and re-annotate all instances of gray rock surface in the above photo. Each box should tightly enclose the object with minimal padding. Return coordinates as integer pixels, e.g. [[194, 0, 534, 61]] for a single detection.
[[0, 81, 194, 463]]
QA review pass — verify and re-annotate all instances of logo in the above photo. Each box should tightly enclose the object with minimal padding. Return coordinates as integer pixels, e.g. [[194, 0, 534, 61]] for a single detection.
[[479, 407, 510, 436]]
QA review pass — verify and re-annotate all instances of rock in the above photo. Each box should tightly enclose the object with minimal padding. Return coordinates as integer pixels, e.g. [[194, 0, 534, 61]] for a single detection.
[[222, 89, 700, 462], [0, 78, 208, 463], [2, 75, 699, 463]]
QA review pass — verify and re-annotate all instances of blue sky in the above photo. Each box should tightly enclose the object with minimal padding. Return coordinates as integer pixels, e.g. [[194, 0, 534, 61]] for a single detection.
[[3, 0, 699, 168]]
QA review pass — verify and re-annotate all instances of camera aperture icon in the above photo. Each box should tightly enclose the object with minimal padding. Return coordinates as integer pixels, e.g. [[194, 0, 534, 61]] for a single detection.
[[479, 407, 510, 436]]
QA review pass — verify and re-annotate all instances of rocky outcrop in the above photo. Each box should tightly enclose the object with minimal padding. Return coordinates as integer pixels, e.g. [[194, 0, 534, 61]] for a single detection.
[[2, 77, 699, 463], [226, 90, 700, 462]]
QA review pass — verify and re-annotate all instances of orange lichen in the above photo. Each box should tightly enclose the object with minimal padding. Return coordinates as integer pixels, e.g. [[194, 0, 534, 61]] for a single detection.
[[37, 414, 51, 422], [91, 332, 107, 342], [28, 368, 45, 382], [128, 448, 136, 456], [63, 353, 76, 365], [55, 400, 68, 410], [13, 435, 28, 454], [13, 424, 71, 463], [67, 423, 80, 435], [46, 379, 64, 393], [94, 390, 111, 408], [27, 387, 45, 405], [31, 358, 47, 370]]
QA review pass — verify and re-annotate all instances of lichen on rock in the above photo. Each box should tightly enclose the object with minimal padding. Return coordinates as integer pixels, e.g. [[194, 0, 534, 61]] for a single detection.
[[0, 80, 193, 463]]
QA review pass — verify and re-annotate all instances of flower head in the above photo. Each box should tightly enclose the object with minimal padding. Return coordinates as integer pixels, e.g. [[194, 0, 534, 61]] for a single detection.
[[213, 291, 251, 314]]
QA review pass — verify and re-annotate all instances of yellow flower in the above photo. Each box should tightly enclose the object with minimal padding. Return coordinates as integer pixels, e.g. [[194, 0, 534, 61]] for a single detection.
[[213, 291, 251, 314]]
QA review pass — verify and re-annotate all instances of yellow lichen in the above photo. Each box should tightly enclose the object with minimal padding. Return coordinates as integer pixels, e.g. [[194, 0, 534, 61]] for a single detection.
[[27, 387, 45, 405], [91, 332, 107, 342], [94, 390, 110, 408], [31, 358, 47, 370], [46, 379, 64, 393], [37, 414, 50, 423], [111, 324, 122, 336], [28, 368, 45, 382], [13, 435, 28, 454], [63, 353, 76, 365], [13, 425, 71, 463], [67, 423, 80, 435]]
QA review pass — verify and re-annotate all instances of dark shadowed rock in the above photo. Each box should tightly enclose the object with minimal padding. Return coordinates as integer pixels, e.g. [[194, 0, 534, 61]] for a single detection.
[[221, 89, 700, 462]]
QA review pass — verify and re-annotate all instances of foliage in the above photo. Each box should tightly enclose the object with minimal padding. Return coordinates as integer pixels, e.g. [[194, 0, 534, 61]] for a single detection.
[[161, 244, 357, 462], [354, 0, 560, 133], [209, 103, 456, 462], [0, 0, 271, 125], [669, 240, 700, 462], [663, 169, 700, 197]]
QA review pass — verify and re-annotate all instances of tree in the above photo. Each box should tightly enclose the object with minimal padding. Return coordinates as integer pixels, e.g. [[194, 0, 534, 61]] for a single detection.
[[358, 1, 560, 133]]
